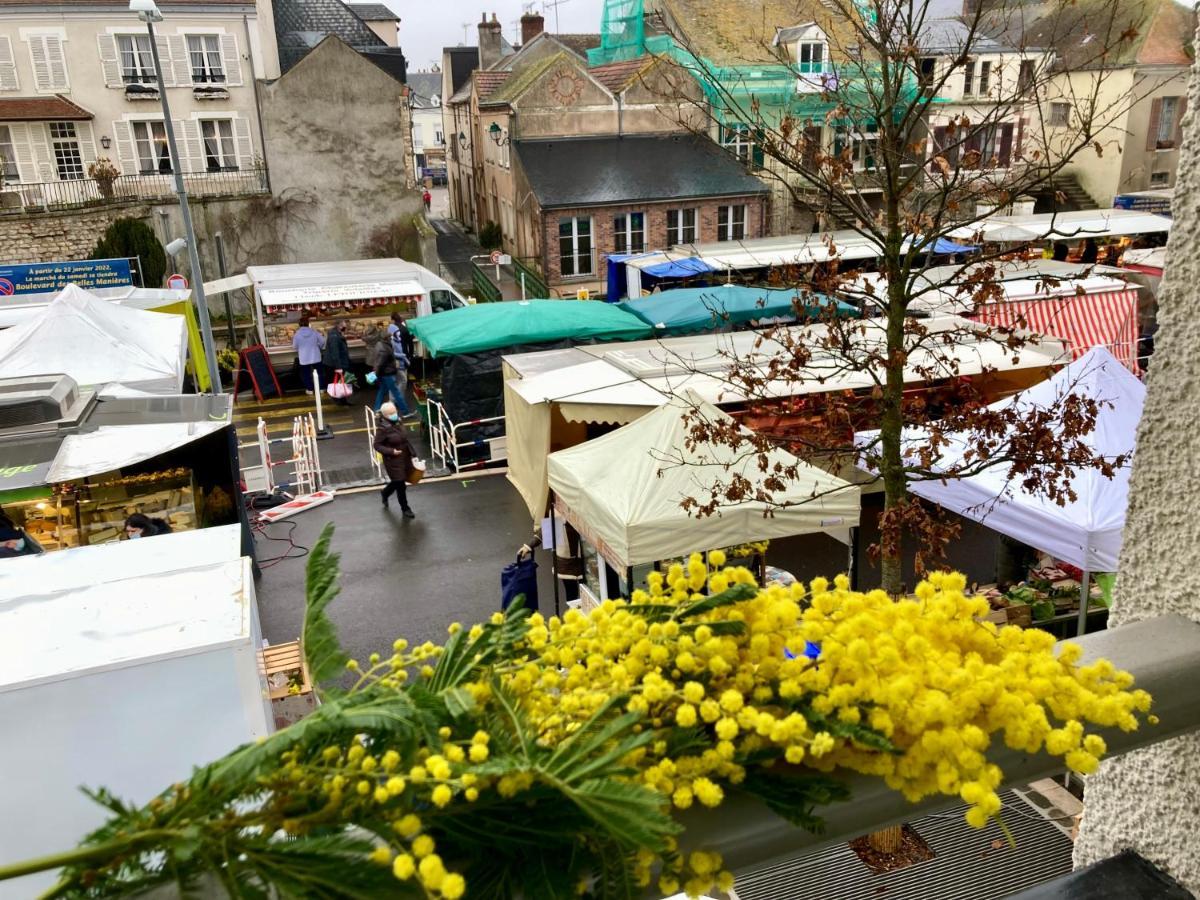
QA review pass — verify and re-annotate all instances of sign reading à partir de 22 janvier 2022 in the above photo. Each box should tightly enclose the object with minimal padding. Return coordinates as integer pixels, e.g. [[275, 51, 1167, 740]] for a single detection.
[[0, 258, 134, 299]]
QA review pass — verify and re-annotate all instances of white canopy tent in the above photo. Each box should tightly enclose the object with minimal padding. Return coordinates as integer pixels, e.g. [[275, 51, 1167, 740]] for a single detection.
[[856, 347, 1143, 631], [0, 284, 187, 393], [946, 209, 1172, 243], [548, 395, 861, 571], [46, 421, 229, 482]]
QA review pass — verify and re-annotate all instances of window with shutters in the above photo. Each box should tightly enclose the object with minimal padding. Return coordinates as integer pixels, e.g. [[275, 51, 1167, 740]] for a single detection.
[[1155, 96, 1180, 148], [49, 122, 84, 180], [613, 212, 645, 254], [0, 37, 18, 91], [833, 122, 878, 170], [116, 34, 156, 85], [558, 216, 592, 277], [200, 118, 236, 170], [27, 34, 68, 91], [131, 120, 171, 173], [0, 125, 18, 183], [717, 205, 746, 242], [1018, 60, 1034, 91], [667, 208, 696, 245], [187, 35, 224, 83], [962, 60, 975, 96]]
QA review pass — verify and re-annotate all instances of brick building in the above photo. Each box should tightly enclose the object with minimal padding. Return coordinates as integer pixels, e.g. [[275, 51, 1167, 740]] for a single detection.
[[514, 133, 769, 297]]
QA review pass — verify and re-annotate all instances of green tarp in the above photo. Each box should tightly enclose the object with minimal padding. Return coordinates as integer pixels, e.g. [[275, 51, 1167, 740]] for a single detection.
[[408, 299, 653, 357], [619, 285, 858, 335]]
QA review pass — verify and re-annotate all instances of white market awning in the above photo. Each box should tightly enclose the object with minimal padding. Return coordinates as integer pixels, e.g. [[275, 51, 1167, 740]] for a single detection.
[[257, 280, 424, 307], [46, 421, 228, 482], [947, 209, 1172, 243]]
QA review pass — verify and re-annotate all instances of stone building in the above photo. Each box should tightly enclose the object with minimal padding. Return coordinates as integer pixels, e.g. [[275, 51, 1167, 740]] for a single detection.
[[0, 0, 276, 218], [346, 2, 399, 48], [406, 70, 444, 183]]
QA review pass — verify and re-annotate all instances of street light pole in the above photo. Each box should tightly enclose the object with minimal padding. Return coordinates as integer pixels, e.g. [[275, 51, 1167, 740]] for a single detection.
[[135, 0, 221, 393]]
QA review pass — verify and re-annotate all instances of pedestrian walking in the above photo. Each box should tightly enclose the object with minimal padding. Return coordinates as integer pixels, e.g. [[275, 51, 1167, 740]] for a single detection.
[[292, 316, 326, 395], [371, 333, 412, 414], [374, 402, 416, 518], [322, 319, 353, 406], [123, 512, 172, 539], [387, 312, 413, 401], [422, 189, 432, 211]]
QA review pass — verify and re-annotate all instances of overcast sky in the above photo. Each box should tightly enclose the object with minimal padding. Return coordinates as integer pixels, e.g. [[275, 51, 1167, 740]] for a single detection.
[[392, 0, 606, 72]]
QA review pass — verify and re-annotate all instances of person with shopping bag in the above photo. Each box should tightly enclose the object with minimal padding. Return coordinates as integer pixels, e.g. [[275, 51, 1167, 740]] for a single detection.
[[322, 319, 353, 406], [370, 335, 413, 416], [373, 402, 416, 518]]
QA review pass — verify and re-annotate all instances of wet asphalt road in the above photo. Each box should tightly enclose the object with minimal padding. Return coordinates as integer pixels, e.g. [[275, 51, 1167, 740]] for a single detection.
[[252, 472, 556, 667]]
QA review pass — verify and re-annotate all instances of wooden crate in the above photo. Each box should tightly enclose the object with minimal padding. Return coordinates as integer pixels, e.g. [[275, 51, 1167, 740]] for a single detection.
[[261, 641, 313, 701]]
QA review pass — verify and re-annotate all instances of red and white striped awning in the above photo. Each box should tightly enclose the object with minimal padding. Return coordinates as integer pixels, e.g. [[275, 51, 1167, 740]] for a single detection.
[[973, 288, 1140, 372], [266, 296, 419, 314]]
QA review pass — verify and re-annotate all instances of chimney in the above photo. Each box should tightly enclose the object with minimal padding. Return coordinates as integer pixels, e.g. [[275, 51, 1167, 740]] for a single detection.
[[521, 11, 545, 45], [478, 11, 504, 68]]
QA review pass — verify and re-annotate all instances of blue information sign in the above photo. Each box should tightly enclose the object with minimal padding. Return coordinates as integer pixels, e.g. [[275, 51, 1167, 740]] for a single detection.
[[0, 257, 134, 299]]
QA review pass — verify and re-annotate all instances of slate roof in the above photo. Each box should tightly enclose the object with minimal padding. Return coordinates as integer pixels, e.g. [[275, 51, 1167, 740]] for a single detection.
[[358, 47, 408, 83], [0, 95, 92, 121], [919, 17, 1014, 54], [406, 71, 443, 107], [444, 46, 479, 96], [514, 133, 769, 209], [273, 0, 388, 73], [552, 33, 603, 58], [347, 2, 398, 21]]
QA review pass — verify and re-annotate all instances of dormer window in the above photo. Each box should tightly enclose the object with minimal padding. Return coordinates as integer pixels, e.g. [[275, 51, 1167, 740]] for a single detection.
[[798, 41, 826, 74]]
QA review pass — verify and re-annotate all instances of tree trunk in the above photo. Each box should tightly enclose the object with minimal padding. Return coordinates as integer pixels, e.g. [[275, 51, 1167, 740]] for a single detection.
[[877, 248, 909, 596], [867, 824, 905, 854]]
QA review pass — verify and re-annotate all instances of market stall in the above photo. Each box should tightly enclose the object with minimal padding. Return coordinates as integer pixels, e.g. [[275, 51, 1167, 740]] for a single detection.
[[0, 285, 188, 393], [547, 394, 860, 607], [242, 259, 467, 366], [855, 346, 1143, 634], [0, 286, 212, 391], [0, 527, 270, 899], [946, 208, 1172, 243], [618, 284, 857, 335], [0, 377, 243, 554]]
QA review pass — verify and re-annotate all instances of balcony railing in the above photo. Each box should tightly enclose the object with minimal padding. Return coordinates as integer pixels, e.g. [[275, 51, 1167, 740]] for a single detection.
[[0, 168, 269, 216]]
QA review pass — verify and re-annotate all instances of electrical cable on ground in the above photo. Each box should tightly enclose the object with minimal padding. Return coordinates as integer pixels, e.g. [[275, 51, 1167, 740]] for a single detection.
[[253, 518, 310, 568]]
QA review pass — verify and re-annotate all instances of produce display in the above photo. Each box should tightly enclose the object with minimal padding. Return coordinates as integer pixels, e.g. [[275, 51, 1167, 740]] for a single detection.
[[975, 556, 1111, 626], [263, 303, 416, 350]]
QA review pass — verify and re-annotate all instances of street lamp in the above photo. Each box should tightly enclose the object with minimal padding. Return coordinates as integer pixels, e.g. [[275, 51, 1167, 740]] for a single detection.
[[487, 122, 510, 146], [129, 0, 221, 394]]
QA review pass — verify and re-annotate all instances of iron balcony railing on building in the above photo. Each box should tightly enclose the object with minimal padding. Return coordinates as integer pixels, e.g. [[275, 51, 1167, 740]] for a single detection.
[[0, 168, 269, 216]]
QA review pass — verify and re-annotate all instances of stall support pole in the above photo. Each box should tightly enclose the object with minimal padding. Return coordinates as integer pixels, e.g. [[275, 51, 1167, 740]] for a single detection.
[[848, 527, 859, 590], [143, 14, 220, 392], [1076, 570, 1092, 637], [312, 369, 333, 440], [549, 501, 561, 618], [520, 272, 526, 300]]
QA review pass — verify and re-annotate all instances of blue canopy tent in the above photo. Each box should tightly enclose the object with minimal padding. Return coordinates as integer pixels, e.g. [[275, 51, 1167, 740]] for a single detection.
[[619, 284, 858, 335], [606, 254, 718, 301], [902, 236, 979, 256]]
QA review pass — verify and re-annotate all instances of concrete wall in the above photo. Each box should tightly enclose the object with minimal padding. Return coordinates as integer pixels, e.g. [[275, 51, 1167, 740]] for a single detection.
[[258, 36, 422, 265], [1072, 37, 1200, 892]]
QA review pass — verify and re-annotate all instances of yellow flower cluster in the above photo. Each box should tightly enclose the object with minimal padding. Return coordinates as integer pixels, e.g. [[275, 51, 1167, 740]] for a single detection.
[[514, 560, 1150, 842]]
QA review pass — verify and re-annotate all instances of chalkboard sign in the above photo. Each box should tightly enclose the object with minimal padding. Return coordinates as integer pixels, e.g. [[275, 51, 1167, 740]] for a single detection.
[[236, 345, 281, 403]]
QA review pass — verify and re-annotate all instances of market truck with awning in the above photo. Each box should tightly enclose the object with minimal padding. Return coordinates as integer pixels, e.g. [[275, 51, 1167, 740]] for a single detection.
[[213, 259, 468, 368]]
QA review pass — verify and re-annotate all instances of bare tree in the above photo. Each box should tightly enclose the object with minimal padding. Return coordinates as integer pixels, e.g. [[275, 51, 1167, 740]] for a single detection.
[[641, 0, 1150, 594]]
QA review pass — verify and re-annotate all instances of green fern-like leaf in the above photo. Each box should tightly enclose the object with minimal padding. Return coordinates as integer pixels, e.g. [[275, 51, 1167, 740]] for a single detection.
[[739, 769, 851, 833], [302, 523, 349, 691]]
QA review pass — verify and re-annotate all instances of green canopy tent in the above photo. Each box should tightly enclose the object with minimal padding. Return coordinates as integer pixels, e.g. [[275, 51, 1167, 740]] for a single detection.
[[619, 285, 859, 336], [408, 300, 653, 358]]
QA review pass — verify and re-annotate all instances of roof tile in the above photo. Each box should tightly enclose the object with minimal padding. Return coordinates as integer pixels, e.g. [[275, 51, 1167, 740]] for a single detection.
[[0, 95, 93, 122], [347, 2, 399, 21], [590, 57, 651, 93]]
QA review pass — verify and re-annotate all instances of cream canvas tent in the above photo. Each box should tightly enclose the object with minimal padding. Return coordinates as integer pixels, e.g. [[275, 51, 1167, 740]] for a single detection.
[[0, 284, 187, 394], [547, 395, 861, 570]]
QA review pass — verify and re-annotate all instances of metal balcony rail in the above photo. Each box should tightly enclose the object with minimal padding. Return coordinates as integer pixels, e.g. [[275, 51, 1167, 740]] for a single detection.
[[0, 168, 268, 215], [670, 613, 1200, 879]]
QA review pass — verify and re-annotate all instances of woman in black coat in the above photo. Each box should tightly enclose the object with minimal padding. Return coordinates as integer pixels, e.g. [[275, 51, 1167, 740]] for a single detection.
[[322, 320, 353, 405], [373, 402, 416, 518]]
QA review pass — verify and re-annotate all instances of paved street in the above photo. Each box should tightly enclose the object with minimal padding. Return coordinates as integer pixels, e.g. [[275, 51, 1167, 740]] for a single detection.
[[253, 472, 556, 667]]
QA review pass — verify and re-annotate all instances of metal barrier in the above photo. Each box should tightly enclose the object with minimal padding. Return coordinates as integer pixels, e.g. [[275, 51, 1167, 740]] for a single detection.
[[469, 260, 503, 303], [291, 414, 323, 494], [237, 413, 325, 497], [364, 407, 385, 482], [513, 256, 549, 299], [0, 168, 268, 215], [427, 397, 507, 472]]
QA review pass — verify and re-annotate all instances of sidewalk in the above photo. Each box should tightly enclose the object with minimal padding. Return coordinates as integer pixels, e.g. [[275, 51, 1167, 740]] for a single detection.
[[431, 215, 530, 301]]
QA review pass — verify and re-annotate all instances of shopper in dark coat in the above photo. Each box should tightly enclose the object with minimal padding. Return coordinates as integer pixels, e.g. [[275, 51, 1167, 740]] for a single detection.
[[123, 512, 172, 539], [322, 320, 353, 405], [374, 402, 416, 518], [0, 524, 35, 559]]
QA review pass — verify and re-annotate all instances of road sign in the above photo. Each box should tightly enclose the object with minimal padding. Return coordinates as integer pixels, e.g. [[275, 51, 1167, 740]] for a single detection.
[[167, 273, 189, 290], [489, 250, 502, 265], [0, 279, 13, 296], [0, 258, 133, 298]]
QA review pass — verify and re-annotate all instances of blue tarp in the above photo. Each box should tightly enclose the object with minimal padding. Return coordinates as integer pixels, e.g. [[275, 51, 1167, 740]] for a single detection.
[[619, 284, 858, 335], [606, 253, 719, 300], [902, 237, 979, 255]]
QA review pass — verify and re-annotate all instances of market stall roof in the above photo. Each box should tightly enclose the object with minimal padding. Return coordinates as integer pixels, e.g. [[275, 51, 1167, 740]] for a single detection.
[[855, 347, 1143, 571], [244, 258, 449, 307], [47, 421, 229, 482], [407, 299, 653, 357], [619, 285, 857, 335], [0, 285, 186, 393], [0, 287, 192, 330], [547, 395, 860, 569], [946, 209, 1173, 243]]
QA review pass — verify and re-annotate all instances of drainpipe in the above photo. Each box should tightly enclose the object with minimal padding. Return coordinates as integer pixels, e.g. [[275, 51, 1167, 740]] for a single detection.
[[617, 92, 623, 137], [243, 15, 271, 194]]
